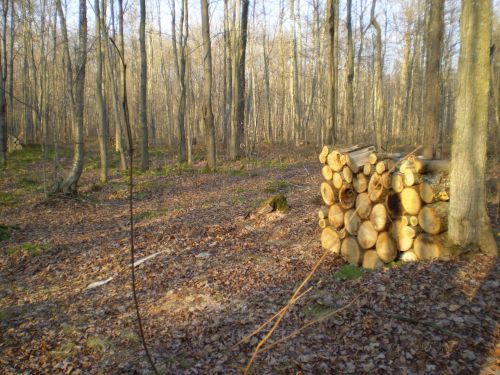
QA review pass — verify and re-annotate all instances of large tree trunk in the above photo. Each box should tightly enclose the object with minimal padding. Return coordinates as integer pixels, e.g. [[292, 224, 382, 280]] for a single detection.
[[201, 0, 216, 170], [56, 0, 87, 194], [422, 0, 444, 159], [325, 0, 338, 145], [345, 0, 355, 145], [0, 0, 7, 167], [139, 0, 149, 170], [95, 0, 109, 182], [370, 0, 384, 151], [229, 0, 249, 160], [448, 0, 496, 255]]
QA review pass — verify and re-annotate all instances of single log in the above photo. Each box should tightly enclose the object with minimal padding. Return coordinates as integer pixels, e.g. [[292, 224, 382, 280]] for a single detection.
[[342, 166, 353, 183], [368, 173, 387, 202], [345, 145, 376, 172], [375, 159, 390, 174], [391, 172, 404, 193], [418, 201, 448, 235], [318, 206, 329, 219], [401, 250, 418, 262], [403, 168, 421, 187], [358, 221, 378, 249], [370, 203, 388, 231], [322, 165, 334, 181], [400, 187, 421, 215], [328, 204, 345, 228], [386, 191, 403, 218], [321, 227, 341, 253], [368, 152, 378, 165], [419, 182, 434, 204], [339, 184, 355, 209], [320, 182, 336, 205], [355, 192, 372, 219], [376, 232, 397, 263], [344, 208, 361, 235], [362, 250, 384, 269], [353, 173, 368, 193], [363, 163, 373, 176], [332, 172, 344, 189], [410, 216, 419, 226], [318, 145, 332, 164], [381, 172, 392, 189], [327, 150, 345, 172], [341, 236, 364, 266], [390, 220, 414, 251], [318, 218, 327, 229], [418, 159, 450, 173], [413, 233, 446, 260]]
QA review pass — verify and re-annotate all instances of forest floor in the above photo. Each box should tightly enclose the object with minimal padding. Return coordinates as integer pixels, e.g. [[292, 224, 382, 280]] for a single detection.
[[0, 144, 499, 374]]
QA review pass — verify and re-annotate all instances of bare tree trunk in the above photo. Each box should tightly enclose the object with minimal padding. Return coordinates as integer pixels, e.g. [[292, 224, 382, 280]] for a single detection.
[[171, 0, 188, 164], [422, 0, 444, 159], [370, 0, 384, 151], [229, 0, 249, 160], [325, 0, 338, 145], [0, 0, 7, 167], [95, 0, 109, 182], [139, 0, 149, 170], [201, 0, 216, 170], [345, 0, 355, 145], [289, 0, 301, 146], [56, 0, 87, 193], [222, 0, 231, 150], [449, 0, 496, 255]]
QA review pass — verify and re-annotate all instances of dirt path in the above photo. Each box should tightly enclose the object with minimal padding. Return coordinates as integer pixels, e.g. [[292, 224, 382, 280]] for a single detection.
[[0, 150, 498, 374]]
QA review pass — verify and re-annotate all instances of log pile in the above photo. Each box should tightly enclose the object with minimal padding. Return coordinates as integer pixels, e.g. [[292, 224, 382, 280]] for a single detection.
[[318, 144, 450, 269]]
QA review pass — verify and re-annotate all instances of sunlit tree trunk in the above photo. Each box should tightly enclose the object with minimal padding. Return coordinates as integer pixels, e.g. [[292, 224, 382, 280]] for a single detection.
[[0, 0, 8, 167], [95, 0, 109, 182], [370, 0, 384, 151], [325, 0, 338, 145], [449, 0, 496, 255], [422, 0, 444, 159], [139, 0, 149, 170], [201, 0, 216, 170], [345, 0, 354, 145], [56, 0, 87, 193]]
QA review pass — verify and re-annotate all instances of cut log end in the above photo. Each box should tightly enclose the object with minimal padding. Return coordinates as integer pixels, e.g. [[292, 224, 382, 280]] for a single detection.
[[362, 250, 384, 269], [320, 182, 335, 205], [341, 236, 364, 266], [321, 227, 341, 254], [358, 221, 378, 249]]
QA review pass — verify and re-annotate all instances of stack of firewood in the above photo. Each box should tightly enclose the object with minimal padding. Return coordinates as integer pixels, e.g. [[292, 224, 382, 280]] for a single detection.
[[318, 145, 450, 269]]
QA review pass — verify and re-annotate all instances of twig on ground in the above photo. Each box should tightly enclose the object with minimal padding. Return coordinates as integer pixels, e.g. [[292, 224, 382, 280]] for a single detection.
[[244, 249, 333, 374], [232, 287, 313, 349], [259, 292, 367, 354]]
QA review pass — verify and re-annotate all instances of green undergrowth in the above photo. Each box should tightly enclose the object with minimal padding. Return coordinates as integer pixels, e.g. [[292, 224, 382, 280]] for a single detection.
[[335, 264, 365, 280], [265, 179, 293, 194], [0, 225, 18, 241], [265, 193, 289, 212], [8, 242, 51, 256], [135, 208, 170, 222]]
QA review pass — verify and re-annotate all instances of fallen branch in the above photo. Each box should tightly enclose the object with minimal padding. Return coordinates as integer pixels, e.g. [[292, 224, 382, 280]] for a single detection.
[[232, 287, 313, 349], [259, 292, 367, 354], [244, 249, 333, 374]]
